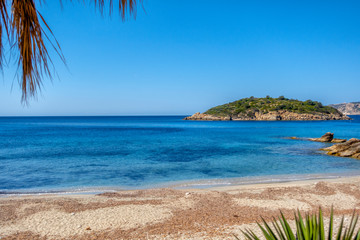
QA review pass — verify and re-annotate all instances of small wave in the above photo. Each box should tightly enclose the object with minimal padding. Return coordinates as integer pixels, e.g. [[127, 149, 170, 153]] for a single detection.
[[2, 171, 360, 196], [166, 172, 360, 189], [0, 187, 123, 197]]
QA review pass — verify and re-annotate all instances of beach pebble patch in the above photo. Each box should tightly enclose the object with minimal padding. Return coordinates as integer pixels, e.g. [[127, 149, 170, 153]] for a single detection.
[[0, 205, 172, 238]]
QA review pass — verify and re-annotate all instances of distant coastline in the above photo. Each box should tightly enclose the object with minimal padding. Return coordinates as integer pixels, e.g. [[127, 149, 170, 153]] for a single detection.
[[329, 102, 360, 115]]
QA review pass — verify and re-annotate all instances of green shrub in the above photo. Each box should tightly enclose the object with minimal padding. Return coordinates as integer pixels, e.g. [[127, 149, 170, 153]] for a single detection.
[[235, 208, 360, 240]]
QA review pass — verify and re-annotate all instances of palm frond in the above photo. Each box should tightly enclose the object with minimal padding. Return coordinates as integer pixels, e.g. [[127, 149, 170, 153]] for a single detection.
[[1, 0, 141, 103], [0, 0, 9, 68], [11, 0, 54, 102]]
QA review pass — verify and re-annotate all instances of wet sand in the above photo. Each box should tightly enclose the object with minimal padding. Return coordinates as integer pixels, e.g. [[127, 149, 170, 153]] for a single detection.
[[1, 176, 360, 239]]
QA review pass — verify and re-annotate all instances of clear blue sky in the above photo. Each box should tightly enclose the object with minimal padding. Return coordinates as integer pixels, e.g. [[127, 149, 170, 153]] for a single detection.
[[1, 0, 360, 116]]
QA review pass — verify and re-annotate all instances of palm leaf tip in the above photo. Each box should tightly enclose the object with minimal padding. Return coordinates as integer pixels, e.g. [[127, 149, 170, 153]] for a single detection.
[[93, 0, 142, 20]]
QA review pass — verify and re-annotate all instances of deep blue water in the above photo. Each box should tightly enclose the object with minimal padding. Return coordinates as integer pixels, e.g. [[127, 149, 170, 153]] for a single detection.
[[1, 116, 360, 193]]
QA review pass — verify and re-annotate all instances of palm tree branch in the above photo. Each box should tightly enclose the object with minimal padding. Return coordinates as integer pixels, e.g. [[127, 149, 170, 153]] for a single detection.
[[4, 0, 141, 103]]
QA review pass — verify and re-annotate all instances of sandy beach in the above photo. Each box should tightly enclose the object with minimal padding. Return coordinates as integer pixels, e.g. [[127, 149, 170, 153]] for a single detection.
[[1, 176, 360, 240]]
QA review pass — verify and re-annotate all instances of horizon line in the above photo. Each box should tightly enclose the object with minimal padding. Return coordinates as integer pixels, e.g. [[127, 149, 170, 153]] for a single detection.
[[0, 114, 191, 117]]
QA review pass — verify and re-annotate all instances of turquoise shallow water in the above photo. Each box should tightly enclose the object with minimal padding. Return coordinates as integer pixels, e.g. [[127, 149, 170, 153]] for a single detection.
[[1, 116, 360, 194]]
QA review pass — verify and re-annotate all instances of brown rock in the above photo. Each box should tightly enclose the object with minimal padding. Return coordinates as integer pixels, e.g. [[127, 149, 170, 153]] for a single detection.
[[337, 143, 360, 157], [323, 138, 360, 153], [309, 132, 334, 142], [331, 138, 347, 143], [289, 133, 358, 159], [289, 137, 300, 140], [322, 138, 360, 159]]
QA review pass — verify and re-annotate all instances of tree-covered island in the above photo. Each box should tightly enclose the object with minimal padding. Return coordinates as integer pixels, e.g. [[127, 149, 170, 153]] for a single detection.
[[184, 96, 350, 121]]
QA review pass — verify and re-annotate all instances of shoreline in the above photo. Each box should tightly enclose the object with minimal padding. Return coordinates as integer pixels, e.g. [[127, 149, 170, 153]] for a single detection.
[[3, 171, 360, 197], [1, 175, 360, 239], [4, 174, 360, 199]]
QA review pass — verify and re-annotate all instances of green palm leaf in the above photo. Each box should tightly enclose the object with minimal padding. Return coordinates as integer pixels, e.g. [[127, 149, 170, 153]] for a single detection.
[[235, 208, 359, 240]]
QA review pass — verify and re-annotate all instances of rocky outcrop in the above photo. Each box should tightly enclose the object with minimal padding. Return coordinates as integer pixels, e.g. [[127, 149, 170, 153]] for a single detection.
[[331, 138, 348, 143], [308, 132, 346, 143], [289, 132, 347, 143], [322, 138, 360, 159], [289, 132, 358, 159], [184, 110, 350, 121], [309, 132, 334, 142], [329, 102, 360, 115], [183, 112, 231, 121]]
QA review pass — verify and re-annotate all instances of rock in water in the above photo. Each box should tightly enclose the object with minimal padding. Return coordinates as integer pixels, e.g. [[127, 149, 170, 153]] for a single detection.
[[331, 138, 347, 143], [322, 138, 360, 159], [309, 132, 334, 142], [322, 138, 360, 153], [289, 133, 358, 159]]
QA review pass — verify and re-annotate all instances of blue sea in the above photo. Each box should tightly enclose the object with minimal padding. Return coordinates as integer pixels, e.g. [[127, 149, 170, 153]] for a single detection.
[[1, 116, 360, 194]]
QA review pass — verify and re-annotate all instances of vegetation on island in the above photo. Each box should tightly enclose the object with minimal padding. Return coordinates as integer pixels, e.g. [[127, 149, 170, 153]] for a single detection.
[[204, 96, 340, 117]]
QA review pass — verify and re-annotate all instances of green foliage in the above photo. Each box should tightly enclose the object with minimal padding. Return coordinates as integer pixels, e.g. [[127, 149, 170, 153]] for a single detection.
[[235, 208, 360, 240], [204, 96, 340, 117]]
